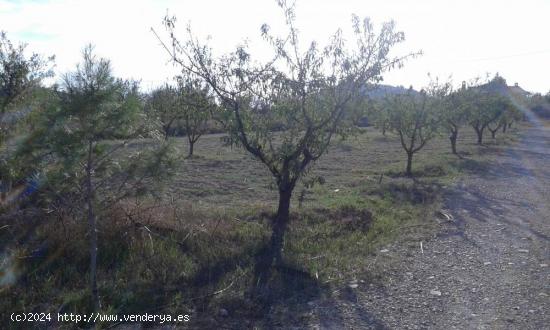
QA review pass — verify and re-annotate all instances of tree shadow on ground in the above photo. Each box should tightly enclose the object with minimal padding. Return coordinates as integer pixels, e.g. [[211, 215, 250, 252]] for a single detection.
[[441, 175, 549, 243], [368, 179, 443, 205], [451, 157, 535, 180], [174, 240, 387, 329]]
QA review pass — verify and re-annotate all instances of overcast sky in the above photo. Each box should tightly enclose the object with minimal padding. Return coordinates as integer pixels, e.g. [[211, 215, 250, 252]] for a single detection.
[[1, 0, 549, 93]]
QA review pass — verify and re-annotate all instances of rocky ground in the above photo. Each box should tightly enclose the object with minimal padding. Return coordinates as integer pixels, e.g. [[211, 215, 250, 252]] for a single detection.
[[306, 121, 549, 329]]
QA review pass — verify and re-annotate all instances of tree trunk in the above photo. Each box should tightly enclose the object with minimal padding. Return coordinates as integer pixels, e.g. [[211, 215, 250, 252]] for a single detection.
[[405, 152, 413, 176], [449, 130, 458, 155], [502, 124, 507, 133], [86, 141, 99, 311], [382, 125, 386, 136], [188, 140, 194, 157], [475, 127, 483, 145], [491, 130, 496, 139], [252, 186, 293, 298], [270, 188, 292, 265]]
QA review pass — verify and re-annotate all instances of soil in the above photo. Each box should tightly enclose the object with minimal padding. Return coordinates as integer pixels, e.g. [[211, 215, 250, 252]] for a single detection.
[[304, 121, 549, 329], [117, 122, 549, 330]]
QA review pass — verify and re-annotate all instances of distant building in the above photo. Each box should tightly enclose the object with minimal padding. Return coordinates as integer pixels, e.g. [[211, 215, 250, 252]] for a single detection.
[[478, 77, 531, 102], [508, 82, 532, 98]]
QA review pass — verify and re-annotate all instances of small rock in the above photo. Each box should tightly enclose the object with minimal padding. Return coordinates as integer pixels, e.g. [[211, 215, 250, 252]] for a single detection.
[[508, 262, 514, 265], [218, 308, 229, 317], [540, 264, 548, 267], [430, 290, 442, 296], [428, 276, 435, 279], [380, 249, 389, 253], [518, 249, 529, 253], [484, 262, 492, 265], [349, 283, 359, 289]]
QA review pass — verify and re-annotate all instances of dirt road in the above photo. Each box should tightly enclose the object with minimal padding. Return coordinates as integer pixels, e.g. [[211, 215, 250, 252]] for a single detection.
[[310, 122, 550, 329]]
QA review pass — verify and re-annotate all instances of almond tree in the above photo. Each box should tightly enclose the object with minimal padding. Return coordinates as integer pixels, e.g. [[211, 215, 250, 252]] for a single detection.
[[147, 84, 180, 140], [440, 80, 468, 155], [156, 0, 413, 271], [486, 100, 516, 139], [370, 99, 391, 136], [469, 91, 508, 144], [386, 87, 440, 176], [467, 76, 512, 144], [487, 113, 504, 139], [500, 103, 522, 133], [176, 75, 214, 157]]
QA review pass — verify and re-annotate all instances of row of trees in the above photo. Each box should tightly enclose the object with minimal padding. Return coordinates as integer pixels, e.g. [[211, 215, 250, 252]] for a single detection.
[[147, 77, 215, 156], [0, 0, 531, 309], [368, 76, 523, 175], [3, 0, 415, 304], [156, 0, 416, 288]]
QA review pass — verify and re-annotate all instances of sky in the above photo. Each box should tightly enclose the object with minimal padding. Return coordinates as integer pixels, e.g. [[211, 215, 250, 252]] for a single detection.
[[1, 0, 549, 93]]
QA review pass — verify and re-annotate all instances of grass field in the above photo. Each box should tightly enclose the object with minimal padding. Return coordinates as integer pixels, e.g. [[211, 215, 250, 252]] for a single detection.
[[0, 125, 519, 328]]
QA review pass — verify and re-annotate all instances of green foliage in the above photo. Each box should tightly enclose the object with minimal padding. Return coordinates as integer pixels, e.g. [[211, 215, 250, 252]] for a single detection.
[[385, 87, 440, 175], [467, 91, 506, 128], [160, 0, 413, 195], [368, 98, 391, 135], [176, 74, 215, 155], [438, 81, 467, 130], [17, 45, 176, 213], [146, 84, 180, 138], [528, 92, 550, 119], [465, 75, 514, 143], [0, 32, 54, 189], [0, 31, 54, 111], [146, 76, 214, 156]]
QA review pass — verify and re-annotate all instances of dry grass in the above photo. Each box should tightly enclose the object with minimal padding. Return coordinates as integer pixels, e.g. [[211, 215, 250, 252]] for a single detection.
[[0, 124, 520, 328]]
